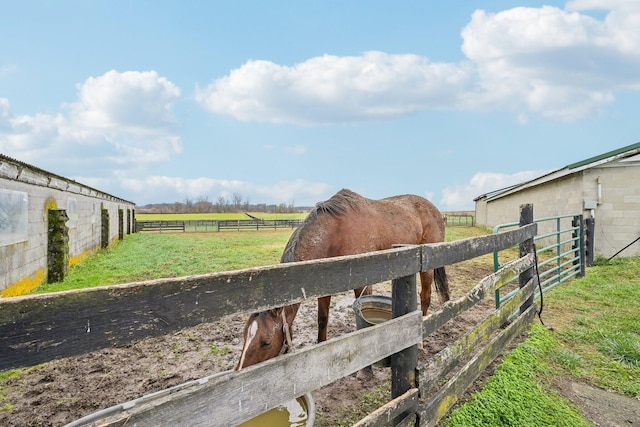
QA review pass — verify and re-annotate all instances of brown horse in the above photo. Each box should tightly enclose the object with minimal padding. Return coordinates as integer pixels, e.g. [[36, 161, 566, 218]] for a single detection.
[[235, 189, 449, 370]]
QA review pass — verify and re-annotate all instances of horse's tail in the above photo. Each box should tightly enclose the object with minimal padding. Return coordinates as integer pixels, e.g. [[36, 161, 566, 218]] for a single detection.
[[434, 267, 450, 302]]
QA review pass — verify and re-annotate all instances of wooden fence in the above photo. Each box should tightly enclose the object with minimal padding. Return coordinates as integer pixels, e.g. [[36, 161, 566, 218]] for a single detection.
[[136, 219, 303, 232], [444, 214, 475, 227], [215, 219, 303, 231], [137, 220, 186, 232], [136, 214, 474, 233], [1, 205, 539, 426]]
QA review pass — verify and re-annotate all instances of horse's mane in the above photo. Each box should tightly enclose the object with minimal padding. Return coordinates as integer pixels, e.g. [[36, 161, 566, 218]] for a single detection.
[[313, 188, 362, 217], [281, 189, 362, 263]]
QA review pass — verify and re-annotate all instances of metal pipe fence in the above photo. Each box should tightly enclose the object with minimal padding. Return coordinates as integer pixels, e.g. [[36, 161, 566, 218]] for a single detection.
[[492, 213, 584, 307]]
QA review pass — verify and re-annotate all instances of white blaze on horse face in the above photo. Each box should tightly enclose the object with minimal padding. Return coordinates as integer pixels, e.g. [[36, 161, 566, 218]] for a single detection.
[[238, 319, 259, 370]]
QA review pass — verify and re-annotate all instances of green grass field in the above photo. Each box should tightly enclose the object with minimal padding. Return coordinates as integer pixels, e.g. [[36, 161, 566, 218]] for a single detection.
[[12, 227, 639, 425], [34, 230, 295, 293]]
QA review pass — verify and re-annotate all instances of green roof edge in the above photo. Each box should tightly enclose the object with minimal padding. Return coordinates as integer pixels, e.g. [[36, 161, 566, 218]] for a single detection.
[[567, 141, 640, 170]]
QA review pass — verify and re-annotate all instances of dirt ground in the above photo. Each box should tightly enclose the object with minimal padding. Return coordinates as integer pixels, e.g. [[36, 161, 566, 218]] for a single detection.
[[1, 258, 637, 426]]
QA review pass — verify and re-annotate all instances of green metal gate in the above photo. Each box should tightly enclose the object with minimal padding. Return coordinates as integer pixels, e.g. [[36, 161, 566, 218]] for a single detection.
[[493, 214, 585, 307]]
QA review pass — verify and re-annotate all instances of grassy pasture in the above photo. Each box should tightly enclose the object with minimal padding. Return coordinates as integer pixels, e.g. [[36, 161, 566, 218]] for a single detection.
[[34, 230, 294, 293], [6, 227, 638, 425]]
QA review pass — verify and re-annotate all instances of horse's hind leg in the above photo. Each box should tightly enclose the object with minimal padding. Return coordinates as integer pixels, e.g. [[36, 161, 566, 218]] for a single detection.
[[419, 270, 434, 315], [317, 296, 331, 342]]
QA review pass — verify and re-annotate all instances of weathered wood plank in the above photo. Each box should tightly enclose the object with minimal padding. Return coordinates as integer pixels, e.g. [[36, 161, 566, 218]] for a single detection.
[[0, 246, 421, 370], [420, 223, 537, 270], [352, 388, 419, 427], [419, 277, 537, 393], [71, 311, 424, 427], [417, 305, 537, 427], [65, 370, 235, 427], [422, 253, 534, 339]]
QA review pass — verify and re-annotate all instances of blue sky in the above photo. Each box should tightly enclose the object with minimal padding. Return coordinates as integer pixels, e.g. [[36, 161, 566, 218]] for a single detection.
[[1, 1, 638, 210]]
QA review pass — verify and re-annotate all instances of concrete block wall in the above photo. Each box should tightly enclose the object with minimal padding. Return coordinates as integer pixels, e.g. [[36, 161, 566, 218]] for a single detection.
[[586, 165, 640, 258], [0, 155, 135, 297]]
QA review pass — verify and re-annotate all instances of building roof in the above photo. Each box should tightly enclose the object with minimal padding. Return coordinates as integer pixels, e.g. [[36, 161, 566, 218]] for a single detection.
[[475, 142, 640, 203], [0, 153, 135, 205]]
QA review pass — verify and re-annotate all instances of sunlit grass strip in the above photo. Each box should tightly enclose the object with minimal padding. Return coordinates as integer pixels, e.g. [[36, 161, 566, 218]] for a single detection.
[[444, 324, 591, 427]]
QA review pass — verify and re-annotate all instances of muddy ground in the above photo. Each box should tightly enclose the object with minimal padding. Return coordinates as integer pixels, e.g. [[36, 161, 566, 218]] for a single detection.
[[1, 258, 637, 426]]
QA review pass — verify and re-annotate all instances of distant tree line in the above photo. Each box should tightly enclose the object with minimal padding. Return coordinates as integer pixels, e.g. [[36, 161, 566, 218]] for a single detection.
[[136, 193, 303, 214]]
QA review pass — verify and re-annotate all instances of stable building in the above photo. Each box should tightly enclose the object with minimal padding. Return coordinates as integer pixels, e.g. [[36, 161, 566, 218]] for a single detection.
[[475, 142, 640, 259], [0, 154, 135, 297]]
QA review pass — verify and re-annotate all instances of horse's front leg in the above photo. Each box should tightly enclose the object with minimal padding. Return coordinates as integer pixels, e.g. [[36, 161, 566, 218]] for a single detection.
[[419, 270, 434, 316], [317, 296, 331, 342]]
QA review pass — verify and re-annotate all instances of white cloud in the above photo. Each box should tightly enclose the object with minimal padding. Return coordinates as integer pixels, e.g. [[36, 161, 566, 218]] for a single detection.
[[0, 70, 182, 175], [250, 179, 333, 206], [114, 175, 333, 206], [0, 65, 17, 77], [195, 51, 472, 125], [197, 3, 640, 124], [1, 69, 331, 206], [459, 5, 637, 120], [68, 70, 180, 131], [263, 144, 308, 155], [284, 145, 308, 155], [440, 170, 548, 211]]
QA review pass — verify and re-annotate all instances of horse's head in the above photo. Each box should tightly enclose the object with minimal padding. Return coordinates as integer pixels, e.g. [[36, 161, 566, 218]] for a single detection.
[[235, 307, 295, 370]]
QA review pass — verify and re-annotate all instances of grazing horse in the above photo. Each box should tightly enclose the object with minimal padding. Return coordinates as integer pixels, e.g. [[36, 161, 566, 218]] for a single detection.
[[235, 189, 449, 370]]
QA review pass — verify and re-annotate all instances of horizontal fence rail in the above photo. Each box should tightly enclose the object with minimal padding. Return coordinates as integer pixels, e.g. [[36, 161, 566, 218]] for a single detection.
[[1, 209, 540, 426]]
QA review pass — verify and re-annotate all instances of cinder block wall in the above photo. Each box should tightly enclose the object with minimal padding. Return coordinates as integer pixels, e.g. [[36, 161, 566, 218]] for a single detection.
[[586, 165, 640, 258], [0, 156, 135, 296]]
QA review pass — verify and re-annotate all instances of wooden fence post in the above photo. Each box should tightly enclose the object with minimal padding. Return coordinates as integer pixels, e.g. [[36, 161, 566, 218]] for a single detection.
[[519, 204, 534, 312], [391, 272, 418, 424]]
